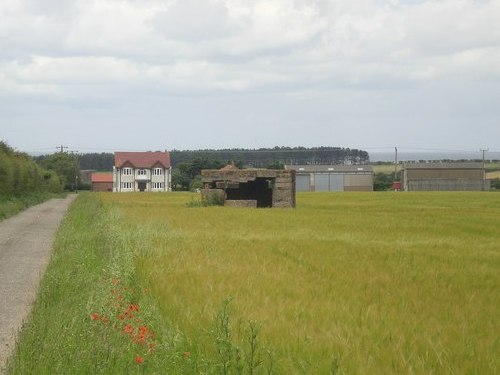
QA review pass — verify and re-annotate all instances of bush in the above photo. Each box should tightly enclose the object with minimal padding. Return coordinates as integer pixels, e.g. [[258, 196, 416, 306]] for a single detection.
[[373, 172, 396, 191], [491, 179, 500, 190]]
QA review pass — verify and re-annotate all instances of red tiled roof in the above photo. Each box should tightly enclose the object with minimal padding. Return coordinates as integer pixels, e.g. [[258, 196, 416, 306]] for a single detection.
[[91, 172, 113, 183], [114, 151, 171, 168]]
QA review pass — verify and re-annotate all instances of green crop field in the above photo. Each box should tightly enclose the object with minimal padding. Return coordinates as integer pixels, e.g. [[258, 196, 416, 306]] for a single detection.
[[8, 192, 500, 374]]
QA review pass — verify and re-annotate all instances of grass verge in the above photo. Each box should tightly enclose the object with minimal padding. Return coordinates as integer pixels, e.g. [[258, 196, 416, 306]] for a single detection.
[[0, 192, 66, 221]]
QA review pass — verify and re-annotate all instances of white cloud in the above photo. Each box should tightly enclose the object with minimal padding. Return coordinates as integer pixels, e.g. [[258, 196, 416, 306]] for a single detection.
[[1, 0, 499, 151], [2, 0, 499, 97]]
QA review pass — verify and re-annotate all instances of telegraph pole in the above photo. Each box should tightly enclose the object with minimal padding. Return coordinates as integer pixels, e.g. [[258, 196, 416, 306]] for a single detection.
[[480, 148, 488, 164], [480, 148, 488, 191], [56, 144, 68, 153], [394, 147, 398, 180]]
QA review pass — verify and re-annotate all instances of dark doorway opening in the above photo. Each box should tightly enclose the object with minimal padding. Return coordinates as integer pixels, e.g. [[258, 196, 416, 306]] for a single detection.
[[226, 178, 274, 207], [138, 182, 147, 192]]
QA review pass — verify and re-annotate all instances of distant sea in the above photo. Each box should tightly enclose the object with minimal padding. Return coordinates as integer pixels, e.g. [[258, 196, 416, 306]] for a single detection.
[[369, 151, 500, 163]]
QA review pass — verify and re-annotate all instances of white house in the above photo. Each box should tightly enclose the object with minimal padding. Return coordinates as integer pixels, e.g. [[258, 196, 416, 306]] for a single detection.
[[113, 151, 172, 192]]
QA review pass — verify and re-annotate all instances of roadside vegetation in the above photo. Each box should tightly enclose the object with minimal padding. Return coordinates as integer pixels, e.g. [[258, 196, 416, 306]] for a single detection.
[[0, 141, 63, 220], [9, 191, 499, 374]]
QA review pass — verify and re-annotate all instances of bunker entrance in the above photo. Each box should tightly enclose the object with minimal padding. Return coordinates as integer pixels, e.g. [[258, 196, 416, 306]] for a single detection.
[[226, 178, 274, 208], [201, 166, 296, 208]]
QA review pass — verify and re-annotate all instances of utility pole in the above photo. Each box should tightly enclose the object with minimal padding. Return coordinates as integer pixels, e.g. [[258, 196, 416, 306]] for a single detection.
[[480, 148, 489, 191], [394, 147, 398, 180], [56, 144, 68, 153]]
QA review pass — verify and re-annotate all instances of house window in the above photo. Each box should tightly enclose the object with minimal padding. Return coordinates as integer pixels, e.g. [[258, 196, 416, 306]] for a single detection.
[[153, 182, 164, 189], [138, 169, 147, 176], [153, 168, 163, 176], [122, 182, 133, 189], [122, 168, 132, 175]]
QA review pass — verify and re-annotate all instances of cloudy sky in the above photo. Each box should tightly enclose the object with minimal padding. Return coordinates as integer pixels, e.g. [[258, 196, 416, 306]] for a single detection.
[[1, 0, 499, 156]]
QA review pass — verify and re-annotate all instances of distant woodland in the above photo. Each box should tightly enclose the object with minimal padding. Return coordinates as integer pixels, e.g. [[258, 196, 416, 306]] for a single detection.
[[170, 147, 370, 167]]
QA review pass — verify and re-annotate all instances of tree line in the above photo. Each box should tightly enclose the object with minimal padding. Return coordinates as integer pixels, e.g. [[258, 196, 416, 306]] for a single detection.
[[170, 146, 370, 167]]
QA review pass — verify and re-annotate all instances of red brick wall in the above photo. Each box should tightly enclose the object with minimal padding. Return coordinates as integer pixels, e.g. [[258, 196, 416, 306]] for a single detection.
[[92, 182, 113, 192]]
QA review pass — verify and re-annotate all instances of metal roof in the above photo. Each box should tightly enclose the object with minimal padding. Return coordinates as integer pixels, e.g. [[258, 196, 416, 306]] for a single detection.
[[285, 165, 373, 173]]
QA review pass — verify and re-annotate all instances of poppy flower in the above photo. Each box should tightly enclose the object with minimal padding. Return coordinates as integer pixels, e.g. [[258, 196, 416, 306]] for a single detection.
[[135, 355, 144, 364], [128, 304, 135, 311]]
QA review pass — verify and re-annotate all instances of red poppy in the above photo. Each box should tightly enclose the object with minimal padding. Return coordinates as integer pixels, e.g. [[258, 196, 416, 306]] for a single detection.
[[90, 313, 100, 321], [129, 304, 140, 312], [135, 355, 144, 364], [124, 324, 133, 334]]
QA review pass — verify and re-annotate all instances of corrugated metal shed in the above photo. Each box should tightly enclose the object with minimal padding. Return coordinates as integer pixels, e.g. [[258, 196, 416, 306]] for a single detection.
[[286, 165, 373, 192], [402, 162, 488, 191]]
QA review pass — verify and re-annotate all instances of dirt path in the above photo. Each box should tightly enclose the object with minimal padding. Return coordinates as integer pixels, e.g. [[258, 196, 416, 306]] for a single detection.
[[0, 195, 77, 373]]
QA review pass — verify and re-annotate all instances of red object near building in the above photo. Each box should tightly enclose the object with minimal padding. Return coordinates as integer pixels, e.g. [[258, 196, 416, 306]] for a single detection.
[[392, 181, 401, 191], [91, 172, 113, 192]]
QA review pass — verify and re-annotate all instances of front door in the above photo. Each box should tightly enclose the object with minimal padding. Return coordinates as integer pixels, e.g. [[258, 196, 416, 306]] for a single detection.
[[138, 182, 147, 192]]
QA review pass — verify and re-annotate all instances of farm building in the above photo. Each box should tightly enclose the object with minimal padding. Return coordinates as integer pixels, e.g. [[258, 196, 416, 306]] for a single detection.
[[402, 162, 489, 191], [113, 151, 172, 192], [201, 165, 296, 208], [285, 165, 373, 192], [91, 172, 113, 192]]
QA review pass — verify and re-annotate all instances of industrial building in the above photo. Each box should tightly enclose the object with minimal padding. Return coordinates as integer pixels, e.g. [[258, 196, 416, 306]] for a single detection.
[[402, 162, 489, 191], [285, 165, 373, 192]]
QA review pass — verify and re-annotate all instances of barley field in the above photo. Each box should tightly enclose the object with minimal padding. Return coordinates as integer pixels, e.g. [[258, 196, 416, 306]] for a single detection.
[[102, 191, 499, 374]]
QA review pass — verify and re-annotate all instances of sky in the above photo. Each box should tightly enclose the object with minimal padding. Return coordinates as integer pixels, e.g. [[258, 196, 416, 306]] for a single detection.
[[1, 0, 500, 156]]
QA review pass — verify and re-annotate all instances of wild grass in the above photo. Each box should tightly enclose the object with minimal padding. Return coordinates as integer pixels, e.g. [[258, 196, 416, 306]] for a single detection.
[[9, 192, 500, 374]]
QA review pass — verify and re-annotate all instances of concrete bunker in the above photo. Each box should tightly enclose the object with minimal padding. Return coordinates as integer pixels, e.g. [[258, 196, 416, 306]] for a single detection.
[[201, 166, 296, 208]]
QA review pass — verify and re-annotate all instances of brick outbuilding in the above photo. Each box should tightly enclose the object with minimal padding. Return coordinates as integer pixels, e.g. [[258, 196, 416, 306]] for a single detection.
[[91, 172, 113, 192]]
